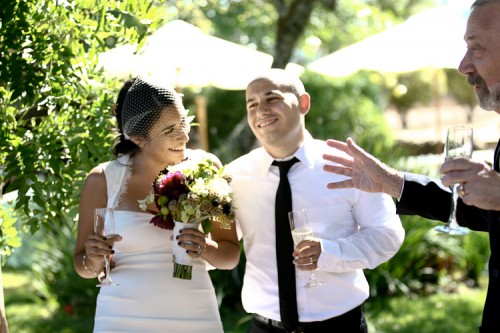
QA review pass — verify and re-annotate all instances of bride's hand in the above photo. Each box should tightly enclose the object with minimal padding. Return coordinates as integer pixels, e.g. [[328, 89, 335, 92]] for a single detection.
[[176, 228, 208, 258], [84, 233, 122, 263]]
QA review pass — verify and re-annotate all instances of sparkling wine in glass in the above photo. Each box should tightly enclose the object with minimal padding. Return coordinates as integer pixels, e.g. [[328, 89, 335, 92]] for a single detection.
[[94, 208, 119, 287], [288, 208, 323, 288], [434, 126, 473, 236]]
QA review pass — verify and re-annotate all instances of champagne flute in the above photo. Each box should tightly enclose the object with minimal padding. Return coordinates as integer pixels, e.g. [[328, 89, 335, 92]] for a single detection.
[[434, 126, 473, 236], [288, 208, 323, 288], [94, 208, 119, 287]]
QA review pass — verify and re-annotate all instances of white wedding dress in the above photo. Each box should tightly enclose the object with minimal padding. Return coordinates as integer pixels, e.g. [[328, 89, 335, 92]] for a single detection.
[[93, 155, 223, 333]]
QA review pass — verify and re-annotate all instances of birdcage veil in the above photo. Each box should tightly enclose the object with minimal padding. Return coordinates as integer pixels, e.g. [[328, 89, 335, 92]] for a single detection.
[[121, 77, 190, 142]]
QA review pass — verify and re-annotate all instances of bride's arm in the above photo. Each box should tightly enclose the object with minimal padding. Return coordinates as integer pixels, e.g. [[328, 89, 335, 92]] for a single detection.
[[202, 220, 240, 269], [73, 168, 121, 278], [73, 169, 108, 278]]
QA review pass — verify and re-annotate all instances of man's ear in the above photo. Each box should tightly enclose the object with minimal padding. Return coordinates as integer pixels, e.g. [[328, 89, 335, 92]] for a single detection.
[[298, 93, 311, 115]]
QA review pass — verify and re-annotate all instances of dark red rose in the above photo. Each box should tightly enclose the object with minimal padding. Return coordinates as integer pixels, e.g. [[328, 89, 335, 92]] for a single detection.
[[154, 171, 190, 200], [150, 214, 174, 230]]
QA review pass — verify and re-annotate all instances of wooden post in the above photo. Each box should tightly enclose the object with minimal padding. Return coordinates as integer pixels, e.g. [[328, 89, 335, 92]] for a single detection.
[[195, 95, 209, 151], [433, 70, 442, 145], [0, 263, 8, 333]]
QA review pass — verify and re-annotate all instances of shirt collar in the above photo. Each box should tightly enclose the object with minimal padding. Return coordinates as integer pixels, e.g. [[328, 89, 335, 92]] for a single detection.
[[258, 130, 316, 175]]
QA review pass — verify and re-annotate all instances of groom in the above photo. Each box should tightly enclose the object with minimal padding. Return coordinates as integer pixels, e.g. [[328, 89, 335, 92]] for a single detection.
[[227, 68, 405, 333]]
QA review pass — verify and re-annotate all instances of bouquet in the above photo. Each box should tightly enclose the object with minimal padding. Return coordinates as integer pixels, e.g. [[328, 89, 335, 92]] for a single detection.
[[138, 158, 235, 279]]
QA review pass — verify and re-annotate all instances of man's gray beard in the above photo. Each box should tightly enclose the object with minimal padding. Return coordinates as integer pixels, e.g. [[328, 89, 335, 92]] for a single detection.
[[478, 82, 500, 111]]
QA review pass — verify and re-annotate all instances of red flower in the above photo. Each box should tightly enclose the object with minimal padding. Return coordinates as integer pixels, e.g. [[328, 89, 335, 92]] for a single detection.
[[150, 214, 174, 230], [64, 304, 75, 315], [154, 171, 190, 200], [138, 158, 235, 234]]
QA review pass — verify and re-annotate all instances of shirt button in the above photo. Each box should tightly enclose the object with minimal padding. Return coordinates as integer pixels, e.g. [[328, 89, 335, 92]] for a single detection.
[[492, 269, 499, 279]]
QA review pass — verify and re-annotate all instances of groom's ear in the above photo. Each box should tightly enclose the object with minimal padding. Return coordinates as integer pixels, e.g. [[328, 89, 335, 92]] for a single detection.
[[298, 93, 310, 115]]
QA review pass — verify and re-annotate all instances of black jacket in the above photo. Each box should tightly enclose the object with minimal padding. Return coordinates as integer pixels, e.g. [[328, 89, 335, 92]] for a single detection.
[[396, 141, 500, 333]]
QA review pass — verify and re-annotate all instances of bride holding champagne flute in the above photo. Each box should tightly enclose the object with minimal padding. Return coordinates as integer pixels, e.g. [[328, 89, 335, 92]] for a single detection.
[[73, 78, 239, 332]]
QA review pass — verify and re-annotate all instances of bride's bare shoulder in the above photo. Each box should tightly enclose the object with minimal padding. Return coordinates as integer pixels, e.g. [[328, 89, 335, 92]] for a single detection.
[[185, 149, 222, 169]]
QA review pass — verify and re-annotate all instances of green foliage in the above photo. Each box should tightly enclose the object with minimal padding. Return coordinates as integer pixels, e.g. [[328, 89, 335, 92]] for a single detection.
[[29, 220, 98, 317], [203, 88, 248, 164], [366, 156, 490, 296], [459, 228, 490, 286], [386, 71, 434, 128], [204, 69, 394, 164], [0, 0, 481, 325], [0, 203, 21, 258], [301, 70, 394, 158], [4, 270, 91, 333], [444, 69, 476, 109], [0, 0, 168, 233], [444, 68, 477, 122], [366, 214, 489, 296], [155, 0, 437, 67], [365, 283, 485, 333], [0, 0, 170, 317], [4, 268, 487, 333]]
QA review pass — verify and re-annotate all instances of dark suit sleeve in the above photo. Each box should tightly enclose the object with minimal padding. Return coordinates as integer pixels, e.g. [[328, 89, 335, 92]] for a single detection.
[[456, 200, 489, 232], [396, 172, 452, 222], [397, 172, 489, 231]]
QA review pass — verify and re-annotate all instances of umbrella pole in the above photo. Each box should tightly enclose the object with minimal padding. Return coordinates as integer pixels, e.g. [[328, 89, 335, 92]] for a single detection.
[[433, 70, 442, 146], [195, 95, 209, 151]]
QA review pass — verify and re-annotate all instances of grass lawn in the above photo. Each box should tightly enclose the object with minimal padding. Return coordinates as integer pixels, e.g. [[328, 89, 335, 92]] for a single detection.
[[365, 283, 486, 333], [4, 270, 486, 333]]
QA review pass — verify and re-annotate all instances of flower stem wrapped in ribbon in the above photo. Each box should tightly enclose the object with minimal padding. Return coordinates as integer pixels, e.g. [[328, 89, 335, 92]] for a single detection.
[[138, 158, 235, 279]]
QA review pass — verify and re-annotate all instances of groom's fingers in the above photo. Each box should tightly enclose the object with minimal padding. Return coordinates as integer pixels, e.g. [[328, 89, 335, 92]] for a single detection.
[[326, 179, 354, 190]]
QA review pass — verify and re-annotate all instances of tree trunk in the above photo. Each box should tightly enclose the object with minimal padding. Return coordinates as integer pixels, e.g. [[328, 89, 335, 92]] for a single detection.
[[400, 109, 409, 129], [0, 263, 8, 333], [272, 0, 319, 68], [226, 0, 338, 156], [466, 106, 473, 123]]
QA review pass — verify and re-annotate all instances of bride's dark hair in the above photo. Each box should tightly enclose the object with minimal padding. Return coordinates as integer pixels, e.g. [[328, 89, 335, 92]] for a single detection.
[[112, 78, 138, 157], [112, 78, 180, 157]]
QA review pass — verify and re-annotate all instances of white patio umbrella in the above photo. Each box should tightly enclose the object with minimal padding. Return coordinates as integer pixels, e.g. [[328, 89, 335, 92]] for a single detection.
[[98, 20, 274, 90], [308, 4, 470, 77], [98, 20, 278, 150], [307, 3, 472, 140]]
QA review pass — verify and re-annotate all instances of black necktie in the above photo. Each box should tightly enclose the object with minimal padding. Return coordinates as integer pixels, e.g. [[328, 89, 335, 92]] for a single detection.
[[273, 157, 299, 332], [494, 139, 500, 171]]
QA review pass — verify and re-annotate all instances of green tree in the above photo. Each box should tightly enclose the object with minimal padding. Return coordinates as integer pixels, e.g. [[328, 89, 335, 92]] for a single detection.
[[162, 0, 437, 152], [445, 68, 477, 123], [0, 0, 170, 317], [1, 0, 443, 325], [386, 71, 434, 129]]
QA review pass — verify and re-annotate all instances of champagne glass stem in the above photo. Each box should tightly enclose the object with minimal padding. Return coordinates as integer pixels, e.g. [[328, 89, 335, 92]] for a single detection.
[[104, 256, 110, 280], [435, 184, 469, 235], [434, 126, 472, 236], [94, 208, 118, 286], [305, 271, 322, 288], [449, 184, 459, 226]]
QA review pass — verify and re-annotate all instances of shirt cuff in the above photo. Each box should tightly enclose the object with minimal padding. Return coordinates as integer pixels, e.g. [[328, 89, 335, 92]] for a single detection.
[[397, 174, 406, 202], [317, 239, 342, 272]]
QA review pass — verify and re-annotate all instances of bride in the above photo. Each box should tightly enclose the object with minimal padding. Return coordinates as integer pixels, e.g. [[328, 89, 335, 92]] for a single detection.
[[73, 78, 240, 332]]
